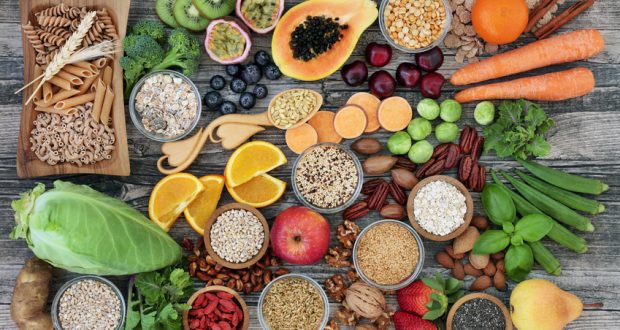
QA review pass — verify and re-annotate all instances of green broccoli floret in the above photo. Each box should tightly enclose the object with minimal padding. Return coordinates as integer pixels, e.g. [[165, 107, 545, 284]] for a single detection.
[[150, 29, 202, 76], [120, 56, 145, 97], [131, 20, 166, 44], [123, 34, 165, 69]]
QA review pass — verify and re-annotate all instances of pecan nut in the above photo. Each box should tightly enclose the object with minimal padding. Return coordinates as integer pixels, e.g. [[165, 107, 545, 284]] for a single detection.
[[445, 144, 461, 169], [471, 136, 485, 161], [415, 158, 436, 178], [432, 143, 451, 160], [361, 179, 385, 195], [468, 162, 480, 190], [343, 201, 369, 221], [393, 156, 416, 171], [458, 156, 473, 182], [367, 181, 390, 210], [459, 126, 477, 154], [475, 165, 487, 192], [388, 181, 407, 205], [425, 158, 447, 176]]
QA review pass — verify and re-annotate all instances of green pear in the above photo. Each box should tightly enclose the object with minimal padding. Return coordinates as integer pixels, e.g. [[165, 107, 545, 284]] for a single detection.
[[510, 279, 582, 330]]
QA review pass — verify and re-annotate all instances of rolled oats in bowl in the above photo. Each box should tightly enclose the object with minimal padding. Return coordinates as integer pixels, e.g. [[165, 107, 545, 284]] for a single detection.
[[210, 208, 265, 264], [413, 180, 467, 236]]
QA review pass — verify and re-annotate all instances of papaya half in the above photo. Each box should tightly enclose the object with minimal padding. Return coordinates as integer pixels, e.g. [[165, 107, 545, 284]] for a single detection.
[[272, 0, 378, 81]]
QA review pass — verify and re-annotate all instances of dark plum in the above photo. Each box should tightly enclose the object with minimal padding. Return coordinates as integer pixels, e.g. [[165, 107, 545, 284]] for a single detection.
[[420, 72, 445, 99], [415, 47, 444, 72], [341, 60, 368, 87], [396, 63, 422, 88], [368, 71, 396, 99], [365, 42, 393, 67]]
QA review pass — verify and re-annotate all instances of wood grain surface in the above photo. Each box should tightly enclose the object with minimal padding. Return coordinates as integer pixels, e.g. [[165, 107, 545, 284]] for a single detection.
[[1, 0, 619, 329]]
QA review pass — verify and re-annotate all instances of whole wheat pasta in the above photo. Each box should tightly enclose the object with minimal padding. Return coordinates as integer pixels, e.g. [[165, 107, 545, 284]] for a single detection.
[[48, 76, 71, 90], [93, 57, 107, 69], [36, 4, 69, 17], [40, 31, 65, 47], [73, 61, 98, 73], [62, 64, 94, 77], [35, 53, 47, 66], [96, 9, 118, 40], [70, 19, 80, 31], [92, 79, 106, 122], [100, 86, 114, 126], [35, 89, 80, 107], [44, 26, 72, 39], [22, 23, 46, 54], [42, 81, 53, 103], [35, 106, 78, 116], [38, 16, 72, 28], [102, 66, 112, 85], [55, 92, 96, 110], [56, 70, 83, 85], [79, 74, 99, 93], [65, 7, 83, 20], [34, 66, 44, 102]]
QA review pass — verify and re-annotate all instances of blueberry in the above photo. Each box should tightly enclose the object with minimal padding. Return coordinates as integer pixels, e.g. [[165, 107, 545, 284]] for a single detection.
[[253, 84, 268, 99], [264, 64, 282, 80], [254, 51, 272, 67], [225, 64, 241, 77], [239, 92, 257, 109], [230, 78, 247, 93], [241, 64, 262, 84], [203, 91, 223, 110], [210, 75, 226, 90], [219, 101, 237, 115]]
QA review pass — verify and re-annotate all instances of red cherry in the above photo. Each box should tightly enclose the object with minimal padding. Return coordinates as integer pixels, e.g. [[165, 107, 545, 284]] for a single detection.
[[396, 63, 422, 88], [365, 42, 393, 67], [369, 71, 396, 99], [420, 72, 445, 99], [341, 60, 368, 87], [415, 47, 444, 72]]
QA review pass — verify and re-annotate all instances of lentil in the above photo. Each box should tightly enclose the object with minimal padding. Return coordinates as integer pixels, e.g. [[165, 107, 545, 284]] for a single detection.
[[294, 145, 359, 209], [290, 16, 348, 61], [134, 73, 198, 139], [383, 0, 447, 49], [414, 180, 466, 236], [210, 209, 265, 263], [269, 89, 319, 128], [262, 277, 325, 330], [357, 223, 419, 285], [453, 298, 506, 330], [57, 279, 121, 330]]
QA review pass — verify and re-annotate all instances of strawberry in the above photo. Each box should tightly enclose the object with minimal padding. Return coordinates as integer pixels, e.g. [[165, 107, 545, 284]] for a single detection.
[[393, 311, 437, 330], [397, 272, 464, 320]]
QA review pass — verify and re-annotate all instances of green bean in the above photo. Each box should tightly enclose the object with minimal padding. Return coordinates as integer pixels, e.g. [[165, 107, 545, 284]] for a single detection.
[[518, 159, 608, 195], [500, 171, 594, 232], [515, 170, 604, 215], [528, 241, 561, 276]]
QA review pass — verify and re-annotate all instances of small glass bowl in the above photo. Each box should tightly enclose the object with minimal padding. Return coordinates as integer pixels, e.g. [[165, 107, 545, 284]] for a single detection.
[[291, 142, 364, 214], [128, 70, 202, 142], [258, 274, 330, 330], [378, 0, 453, 54], [353, 220, 426, 290], [52, 275, 126, 330]]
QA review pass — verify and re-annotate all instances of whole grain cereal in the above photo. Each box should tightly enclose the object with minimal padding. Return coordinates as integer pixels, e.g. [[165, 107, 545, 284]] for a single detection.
[[210, 209, 265, 263], [356, 222, 419, 285], [261, 277, 325, 330], [413, 180, 466, 236], [57, 279, 121, 330]]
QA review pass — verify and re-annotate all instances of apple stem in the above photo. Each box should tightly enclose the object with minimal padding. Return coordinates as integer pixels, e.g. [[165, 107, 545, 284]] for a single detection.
[[583, 303, 604, 309]]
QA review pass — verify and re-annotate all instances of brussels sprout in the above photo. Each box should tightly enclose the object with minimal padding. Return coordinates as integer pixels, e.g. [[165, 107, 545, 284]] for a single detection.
[[435, 122, 459, 143], [416, 98, 440, 120], [440, 99, 462, 122], [387, 131, 412, 155], [474, 101, 495, 125], [407, 118, 432, 141], [408, 140, 434, 164]]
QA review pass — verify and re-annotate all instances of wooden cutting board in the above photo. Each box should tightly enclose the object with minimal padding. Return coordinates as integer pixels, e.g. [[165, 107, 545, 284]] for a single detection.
[[16, 0, 131, 178]]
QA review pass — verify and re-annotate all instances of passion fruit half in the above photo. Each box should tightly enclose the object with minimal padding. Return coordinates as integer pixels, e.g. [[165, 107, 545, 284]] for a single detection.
[[235, 0, 284, 34], [205, 17, 252, 64]]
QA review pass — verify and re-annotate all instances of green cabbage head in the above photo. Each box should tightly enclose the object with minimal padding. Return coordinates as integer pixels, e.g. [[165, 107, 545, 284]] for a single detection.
[[10, 181, 181, 275]]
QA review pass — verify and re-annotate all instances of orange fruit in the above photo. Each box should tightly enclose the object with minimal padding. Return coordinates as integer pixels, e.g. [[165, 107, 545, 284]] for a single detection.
[[227, 174, 286, 208], [184, 175, 225, 235], [149, 173, 204, 231], [224, 141, 287, 188], [471, 0, 529, 45]]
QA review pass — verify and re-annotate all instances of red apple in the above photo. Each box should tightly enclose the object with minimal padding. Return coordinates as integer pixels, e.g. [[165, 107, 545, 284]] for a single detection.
[[271, 206, 330, 265]]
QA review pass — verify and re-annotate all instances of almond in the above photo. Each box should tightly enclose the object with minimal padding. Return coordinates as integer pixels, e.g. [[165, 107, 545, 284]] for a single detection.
[[493, 271, 506, 291], [471, 216, 489, 230], [463, 263, 483, 276], [391, 168, 418, 190], [491, 252, 505, 260], [444, 245, 465, 260], [435, 251, 455, 269], [483, 261, 496, 277], [452, 261, 465, 280], [469, 252, 489, 270], [453, 226, 479, 255], [496, 260, 505, 273], [470, 275, 492, 291]]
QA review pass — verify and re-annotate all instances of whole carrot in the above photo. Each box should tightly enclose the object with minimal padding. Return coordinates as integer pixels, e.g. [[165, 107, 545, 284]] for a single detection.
[[450, 29, 604, 86], [454, 67, 595, 103]]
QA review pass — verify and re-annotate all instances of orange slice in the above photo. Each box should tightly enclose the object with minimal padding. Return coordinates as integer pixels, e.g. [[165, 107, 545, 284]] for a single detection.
[[148, 173, 204, 231], [224, 141, 287, 188], [183, 175, 225, 235], [227, 174, 287, 208]]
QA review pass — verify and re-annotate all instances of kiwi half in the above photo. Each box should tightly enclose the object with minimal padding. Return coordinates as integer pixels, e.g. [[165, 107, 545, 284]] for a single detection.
[[156, 0, 179, 28], [174, 0, 211, 32], [192, 0, 235, 19]]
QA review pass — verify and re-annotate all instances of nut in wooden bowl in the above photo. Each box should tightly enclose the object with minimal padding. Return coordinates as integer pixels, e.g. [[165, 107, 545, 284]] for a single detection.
[[446, 293, 512, 330], [183, 285, 249, 330], [407, 175, 473, 241], [204, 203, 270, 270]]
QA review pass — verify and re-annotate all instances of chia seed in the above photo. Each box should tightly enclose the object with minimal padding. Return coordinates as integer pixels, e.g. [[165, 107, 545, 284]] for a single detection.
[[453, 298, 506, 330], [290, 15, 348, 62]]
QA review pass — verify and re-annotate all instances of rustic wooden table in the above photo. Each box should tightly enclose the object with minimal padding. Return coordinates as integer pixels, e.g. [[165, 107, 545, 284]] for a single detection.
[[1, 0, 619, 329]]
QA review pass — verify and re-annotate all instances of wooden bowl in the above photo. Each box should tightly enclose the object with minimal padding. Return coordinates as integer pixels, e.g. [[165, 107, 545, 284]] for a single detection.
[[446, 293, 513, 330], [406, 175, 473, 241], [204, 203, 270, 269], [183, 285, 249, 330]]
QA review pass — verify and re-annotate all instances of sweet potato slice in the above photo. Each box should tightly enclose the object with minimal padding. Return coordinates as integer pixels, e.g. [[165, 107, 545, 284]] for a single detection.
[[333, 105, 368, 139], [377, 96, 413, 132], [347, 92, 381, 133], [285, 123, 318, 154], [307, 111, 343, 143]]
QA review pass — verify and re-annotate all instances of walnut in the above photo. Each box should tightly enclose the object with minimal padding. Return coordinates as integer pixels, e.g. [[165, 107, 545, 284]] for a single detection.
[[345, 282, 386, 319], [347, 268, 359, 282], [324, 319, 340, 330], [325, 274, 348, 302], [337, 220, 360, 249], [373, 311, 394, 330], [355, 325, 378, 330], [336, 306, 359, 326], [325, 246, 352, 268]]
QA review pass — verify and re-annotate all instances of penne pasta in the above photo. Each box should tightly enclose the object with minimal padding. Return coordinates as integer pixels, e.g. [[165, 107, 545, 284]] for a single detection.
[[34, 66, 44, 102], [79, 74, 99, 94], [73, 60, 98, 73], [37, 89, 82, 107], [35, 106, 78, 116], [92, 79, 106, 123], [102, 66, 113, 86], [92, 58, 108, 69], [100, 86, 114, 126], [48, 76, 72, 90], [63, 64, 94, 78], [56, 70, 84, 85], [54, 92, 96, 110], [42, 81, 53, 103]]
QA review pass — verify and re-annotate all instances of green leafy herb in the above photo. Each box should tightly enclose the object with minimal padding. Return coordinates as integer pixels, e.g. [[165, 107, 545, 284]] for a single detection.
[[125, 266, 193, 330], [419, 273, 464, 320], [483, 100, 555, 160]]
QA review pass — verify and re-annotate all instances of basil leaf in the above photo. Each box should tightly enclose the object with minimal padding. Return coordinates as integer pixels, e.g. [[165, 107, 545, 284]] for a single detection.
[[515, 214, 554, 242], [505, 244, 534, 282], [502, 222, 515, 234], [473, 230, 510, 254], [511, 234, 524, 246]]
